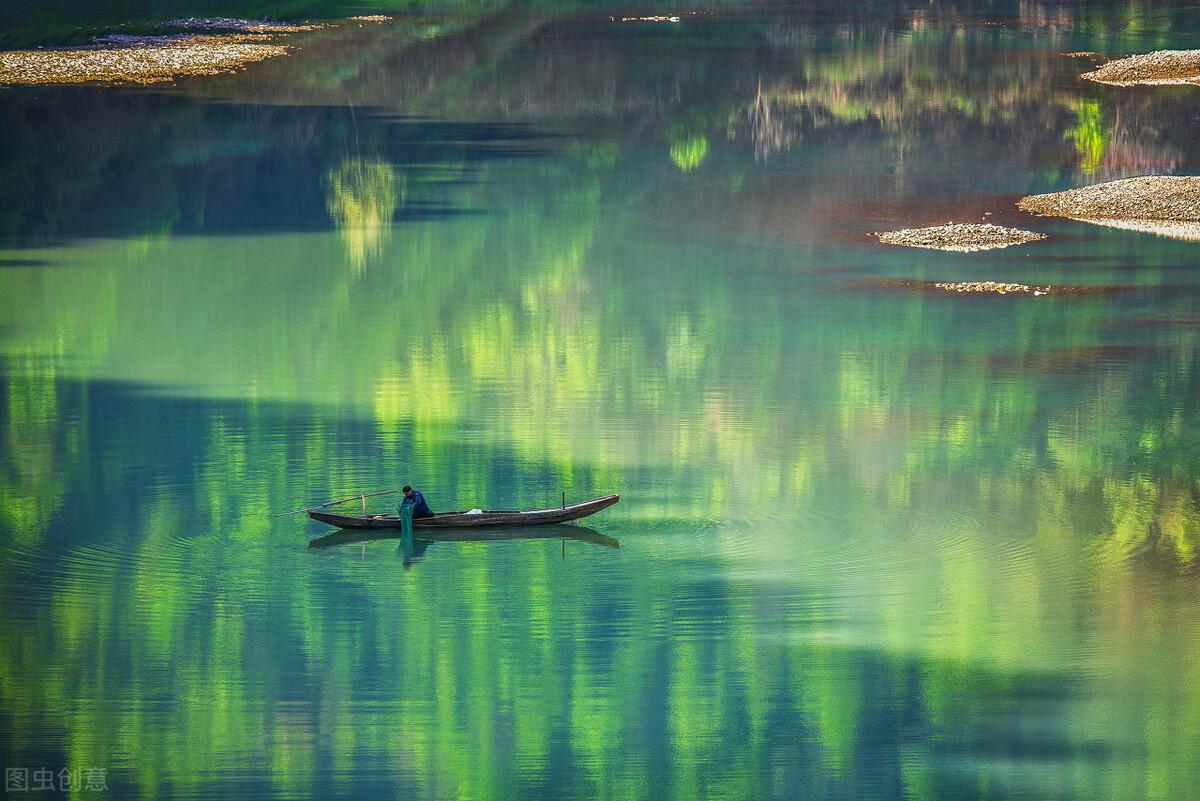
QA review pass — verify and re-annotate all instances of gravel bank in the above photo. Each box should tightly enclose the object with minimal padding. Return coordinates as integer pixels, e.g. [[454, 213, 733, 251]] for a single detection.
[[0, 35, 290, 84], [1081, 49, 1200, 86], [0, 15, 353, 85], [933, 281, 1052, 295], [1018, 176, 1200, 241], [873, 223, 1046, 252], [867, 279, 1122, 297], [1019, 176, 1200, 220]]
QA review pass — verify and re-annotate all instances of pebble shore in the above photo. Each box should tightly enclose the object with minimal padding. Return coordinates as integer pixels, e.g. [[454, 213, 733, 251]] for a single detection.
[[1082, 49, 1200, 85], [873, 223, 1046, 252], [0, 16, 394, 86], [1019, 176, 1200, 221], [0, 35, 290, 84], [868, 279, 1121, 297]]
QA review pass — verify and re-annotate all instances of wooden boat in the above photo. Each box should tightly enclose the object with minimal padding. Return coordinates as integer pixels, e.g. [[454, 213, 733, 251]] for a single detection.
[[308, 493, 619, 530]]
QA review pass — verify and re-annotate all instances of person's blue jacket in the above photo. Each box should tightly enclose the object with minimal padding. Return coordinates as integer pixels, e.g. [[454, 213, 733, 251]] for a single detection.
[[400, 489, 433, 518]]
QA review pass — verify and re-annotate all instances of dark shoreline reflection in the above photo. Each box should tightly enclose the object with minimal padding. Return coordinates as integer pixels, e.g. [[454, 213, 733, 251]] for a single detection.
[[6, 2, 1200, 251], [0, 90, 554, 248]]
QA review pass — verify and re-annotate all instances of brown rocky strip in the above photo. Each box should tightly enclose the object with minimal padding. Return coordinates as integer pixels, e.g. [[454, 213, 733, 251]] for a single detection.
[[1018, 176, 1200, 242], [862, 279, 1128, 297], [0, 15, 364, 86], [873, 223, 1046, 252], [1081, 49, 1200, 86], [0, 35, 291, 84], [1019, 176, 1200, 220]]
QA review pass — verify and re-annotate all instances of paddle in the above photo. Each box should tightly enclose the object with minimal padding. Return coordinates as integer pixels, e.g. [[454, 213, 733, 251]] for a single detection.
[[276, 488, 399, 517]]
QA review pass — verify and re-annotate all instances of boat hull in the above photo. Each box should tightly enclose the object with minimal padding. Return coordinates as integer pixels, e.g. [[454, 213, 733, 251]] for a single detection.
[[308, 494, 619, 530]]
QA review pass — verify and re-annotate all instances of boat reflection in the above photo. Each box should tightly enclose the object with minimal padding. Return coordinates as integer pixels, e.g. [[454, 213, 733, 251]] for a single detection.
[[307, 523, 620, 553]]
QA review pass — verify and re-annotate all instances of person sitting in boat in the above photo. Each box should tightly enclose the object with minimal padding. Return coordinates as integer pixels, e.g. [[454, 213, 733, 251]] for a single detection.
[[399, 485, 433, 518]]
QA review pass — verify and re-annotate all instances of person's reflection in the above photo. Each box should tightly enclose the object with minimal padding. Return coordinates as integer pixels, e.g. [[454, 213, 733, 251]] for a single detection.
[[399, 536, 433, 568]]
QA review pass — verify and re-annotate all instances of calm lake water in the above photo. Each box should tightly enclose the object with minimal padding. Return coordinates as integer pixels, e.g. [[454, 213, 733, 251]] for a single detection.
[[3, 2, 1200, 799]]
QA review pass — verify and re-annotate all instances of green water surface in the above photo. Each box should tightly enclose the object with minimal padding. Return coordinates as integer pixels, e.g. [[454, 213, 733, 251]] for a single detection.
[[2, 3, 1200, 799]]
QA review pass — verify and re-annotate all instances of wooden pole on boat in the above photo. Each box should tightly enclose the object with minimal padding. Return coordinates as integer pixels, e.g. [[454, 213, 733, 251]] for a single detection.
[[361, 492, 367, 515], [562, 491, 565, 510], [276, 489, 399, 517]]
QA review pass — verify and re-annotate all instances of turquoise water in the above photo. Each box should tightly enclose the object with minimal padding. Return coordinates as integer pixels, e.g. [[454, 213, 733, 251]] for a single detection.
[[2, 3, 1200, 799]]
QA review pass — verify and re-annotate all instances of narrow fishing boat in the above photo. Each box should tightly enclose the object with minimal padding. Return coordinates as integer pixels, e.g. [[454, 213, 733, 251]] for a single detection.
[[308, 494, 620, 530]]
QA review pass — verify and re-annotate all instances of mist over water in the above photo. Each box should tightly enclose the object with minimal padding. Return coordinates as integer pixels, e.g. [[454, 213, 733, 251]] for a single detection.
[[2, 3, 1200, 799]]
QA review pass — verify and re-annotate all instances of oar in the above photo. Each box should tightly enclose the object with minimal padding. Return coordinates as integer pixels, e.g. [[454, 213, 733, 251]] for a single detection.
[[277, 489, 399, 517]]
